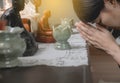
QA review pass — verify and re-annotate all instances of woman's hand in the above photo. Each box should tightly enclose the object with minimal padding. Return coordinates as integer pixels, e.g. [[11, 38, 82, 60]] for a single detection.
[[75, 21, 120, 65], [75, 21, 119, 55]]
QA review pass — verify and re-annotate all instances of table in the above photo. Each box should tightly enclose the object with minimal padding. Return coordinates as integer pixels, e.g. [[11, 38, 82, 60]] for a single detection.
[[0, 29, 93, 83], [18, 29, 88, 67], [0, 65, 92, 83]]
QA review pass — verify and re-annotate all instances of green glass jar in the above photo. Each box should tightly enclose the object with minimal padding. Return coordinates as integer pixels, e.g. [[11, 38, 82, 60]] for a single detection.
[[53, 25, 71, 50], [0, 27, 26, 68]]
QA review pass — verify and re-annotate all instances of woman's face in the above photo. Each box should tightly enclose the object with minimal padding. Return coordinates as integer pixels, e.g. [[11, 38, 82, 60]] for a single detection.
[[95, 1, 120, 28]]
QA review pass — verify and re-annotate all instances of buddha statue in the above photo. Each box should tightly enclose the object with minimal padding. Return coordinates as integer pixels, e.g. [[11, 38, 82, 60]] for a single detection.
[[0, 0, 38, 56], [36, 10, 55, 43]]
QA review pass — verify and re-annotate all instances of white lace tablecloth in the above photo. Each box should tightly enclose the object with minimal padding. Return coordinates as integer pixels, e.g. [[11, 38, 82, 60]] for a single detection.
[[18, 29, 88, 67]]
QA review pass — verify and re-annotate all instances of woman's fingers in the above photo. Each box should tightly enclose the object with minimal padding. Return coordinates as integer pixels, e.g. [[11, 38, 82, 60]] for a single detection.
[[75, 22, 96, 36], [75, 22, 98, 41], [75, 21, 104, 47]]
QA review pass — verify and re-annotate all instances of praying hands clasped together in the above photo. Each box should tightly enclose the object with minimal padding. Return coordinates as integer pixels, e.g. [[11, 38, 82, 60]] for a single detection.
[[75, 21, 120, 65]]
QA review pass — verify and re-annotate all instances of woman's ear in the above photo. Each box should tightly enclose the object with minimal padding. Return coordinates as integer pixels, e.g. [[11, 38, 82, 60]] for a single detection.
[[104, 0, 118, 8], [104, 0, 117, 5]]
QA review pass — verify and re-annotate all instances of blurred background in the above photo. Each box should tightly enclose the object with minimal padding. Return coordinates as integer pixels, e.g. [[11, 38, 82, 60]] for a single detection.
[[0, 0, 79, 26]]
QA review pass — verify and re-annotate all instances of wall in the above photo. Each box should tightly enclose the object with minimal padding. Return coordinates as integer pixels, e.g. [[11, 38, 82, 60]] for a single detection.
[[39, 0, 79, 26], [0, 0, 80, 26]]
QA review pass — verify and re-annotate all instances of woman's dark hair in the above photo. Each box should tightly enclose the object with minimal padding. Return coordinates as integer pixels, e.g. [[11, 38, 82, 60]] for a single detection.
[[72, 0, 104, 22]]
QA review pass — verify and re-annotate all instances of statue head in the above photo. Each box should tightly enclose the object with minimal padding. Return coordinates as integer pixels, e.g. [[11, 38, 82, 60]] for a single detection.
[[44, 10, 51, 17], [32, 0, 41, 13], [33, 0, 41, 7], [12, 0, 25, 11]]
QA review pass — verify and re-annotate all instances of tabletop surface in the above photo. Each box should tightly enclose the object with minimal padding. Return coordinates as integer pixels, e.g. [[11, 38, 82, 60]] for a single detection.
[[18, 29, 88, 67]]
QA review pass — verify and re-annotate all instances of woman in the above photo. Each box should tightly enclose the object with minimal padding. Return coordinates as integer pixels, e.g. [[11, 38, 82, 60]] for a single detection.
[[72, 0, 120, 65]]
